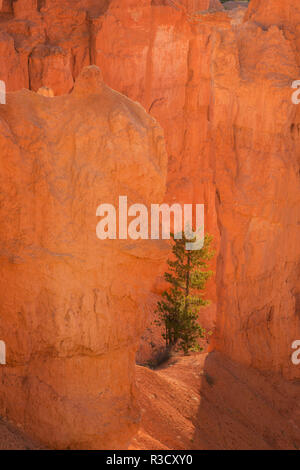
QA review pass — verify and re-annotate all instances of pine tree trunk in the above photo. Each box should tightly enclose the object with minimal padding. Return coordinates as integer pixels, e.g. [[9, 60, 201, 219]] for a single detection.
[[186, 252, 191, 306]]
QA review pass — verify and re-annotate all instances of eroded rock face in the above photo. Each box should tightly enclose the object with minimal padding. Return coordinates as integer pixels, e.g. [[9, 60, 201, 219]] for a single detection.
[[0, 66, 167, 449], [172, 0, 223, 12], [90, 0, 300, 377], [0, 0, 299, 447], [245, 0, 300, 64]]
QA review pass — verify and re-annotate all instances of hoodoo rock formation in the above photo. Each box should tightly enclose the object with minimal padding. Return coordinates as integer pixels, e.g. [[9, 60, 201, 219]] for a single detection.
[[0, 65, 167, 449], [0, 0, 299, 450]]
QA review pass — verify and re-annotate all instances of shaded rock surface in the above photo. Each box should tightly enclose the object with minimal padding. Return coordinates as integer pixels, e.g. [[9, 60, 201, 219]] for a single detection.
[[0, 417, 43, 449], [131, 352, 300, 450]]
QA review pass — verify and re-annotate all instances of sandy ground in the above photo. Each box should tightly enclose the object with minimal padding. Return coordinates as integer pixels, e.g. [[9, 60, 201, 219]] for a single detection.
[[1, 351, 299, 450], [130, 351, 300, 450]]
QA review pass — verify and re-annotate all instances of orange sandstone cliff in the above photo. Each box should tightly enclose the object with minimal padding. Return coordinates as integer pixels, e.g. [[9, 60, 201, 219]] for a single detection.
[[0, 0, 299, 450], [88, 0, 300, 378]]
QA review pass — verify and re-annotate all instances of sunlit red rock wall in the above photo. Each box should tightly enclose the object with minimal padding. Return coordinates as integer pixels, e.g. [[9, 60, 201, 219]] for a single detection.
[[92, 0, 300, 378], [0, 0, 299, 382]]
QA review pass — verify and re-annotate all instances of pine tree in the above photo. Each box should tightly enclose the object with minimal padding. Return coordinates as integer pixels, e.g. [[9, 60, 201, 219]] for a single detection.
[[156, 232, 214, 354]]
